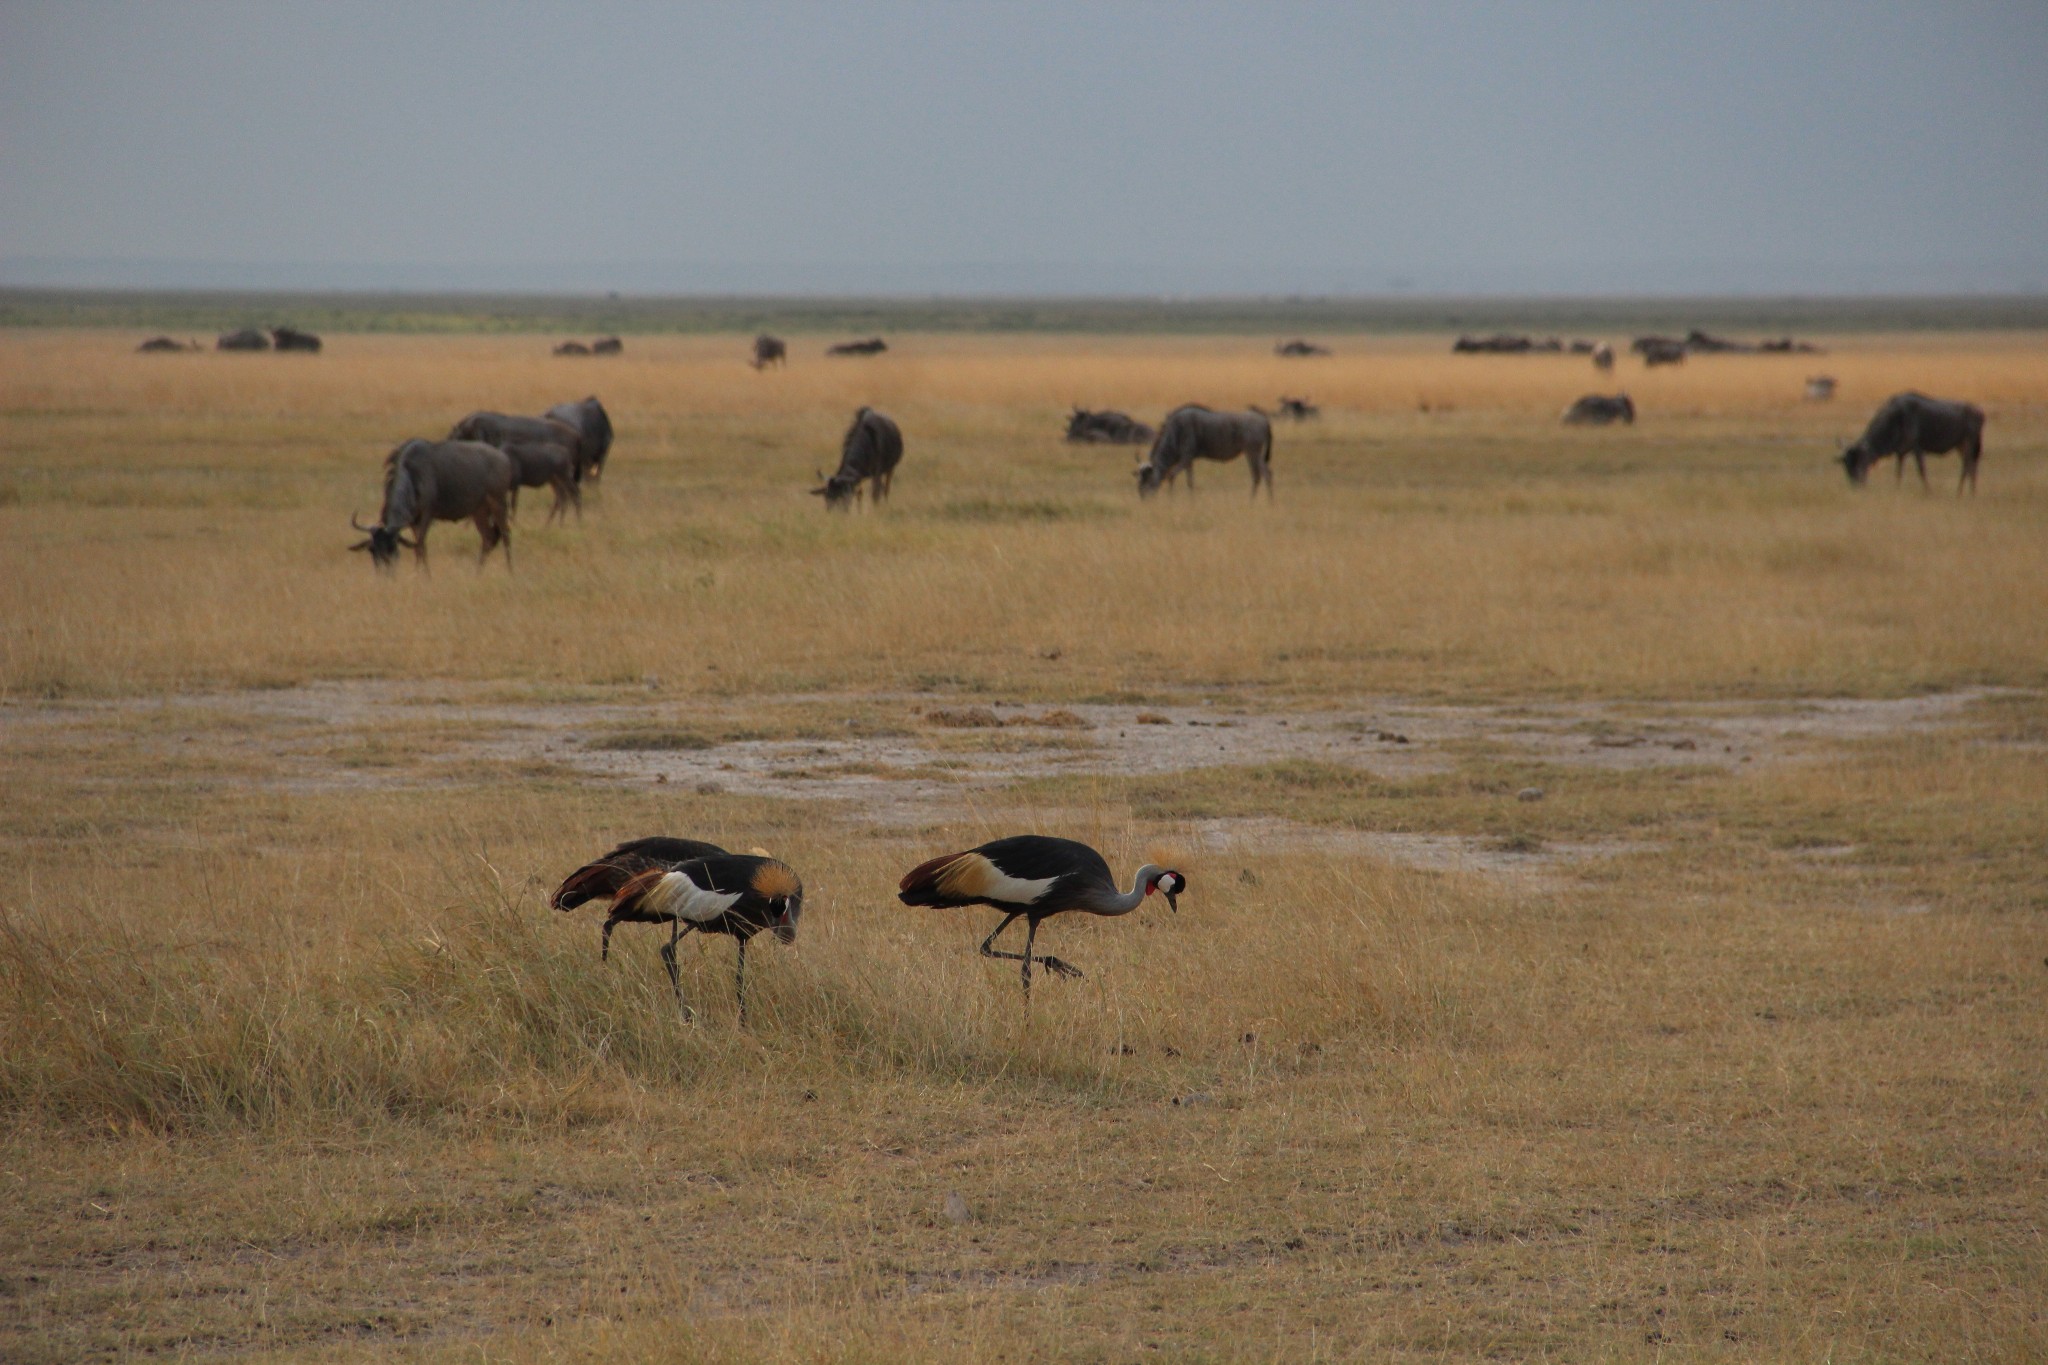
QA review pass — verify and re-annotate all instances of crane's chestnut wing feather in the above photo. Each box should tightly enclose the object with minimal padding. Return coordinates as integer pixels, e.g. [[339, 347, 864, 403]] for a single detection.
[[550, 837, 729, 911]]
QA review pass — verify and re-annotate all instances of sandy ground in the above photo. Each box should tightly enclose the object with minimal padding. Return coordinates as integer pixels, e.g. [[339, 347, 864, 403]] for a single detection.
[[4, 683, 2014, 884]]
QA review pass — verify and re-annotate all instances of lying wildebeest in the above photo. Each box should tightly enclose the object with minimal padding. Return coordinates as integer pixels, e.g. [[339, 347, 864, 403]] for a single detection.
[[1568, 339, 1597, 355], [1839, 391, 1984, 494], [1136, 405, 1274, 499], [1683, 329, 1754, 354], [1805, 375, 1837, 402], [1453, 333, 1534, 354], [499, 438, 582, 523], [350, 439, 515, 570], [1561, 393, 1636, 426], [1639, 339, 1686, 367], [217, 328, 269, 351], [752, 334, 787, 369], [1064, 407, 1155, 445], [827, 337, 887, 356], [592, 336, 624, 355], [554, 340, 592, 356], [1592, 343, 1615, 372], [272, 326, 321, 353], [1759, 337, 1822, 354], [811, 407, 904, 509], [137, 336, 197, 353], [1274, 339, 1331, 358], [1274, 396, 1319, 421], [543, 396, 614, 482]]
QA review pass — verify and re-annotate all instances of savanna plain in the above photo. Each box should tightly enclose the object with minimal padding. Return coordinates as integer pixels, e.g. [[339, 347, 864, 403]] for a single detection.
[[1, 321, 2045, 1362]]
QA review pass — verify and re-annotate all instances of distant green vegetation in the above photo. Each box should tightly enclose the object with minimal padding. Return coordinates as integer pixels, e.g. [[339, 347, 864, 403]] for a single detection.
[[4, 287, 2046, 336]]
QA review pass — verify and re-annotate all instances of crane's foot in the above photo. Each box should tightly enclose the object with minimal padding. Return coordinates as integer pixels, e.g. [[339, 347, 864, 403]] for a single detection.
[[1037, 955, 1085, 980]]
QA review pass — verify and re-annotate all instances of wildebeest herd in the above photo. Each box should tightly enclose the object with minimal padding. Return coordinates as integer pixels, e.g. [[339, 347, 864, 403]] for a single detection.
[[132, 324, 1981, 569]]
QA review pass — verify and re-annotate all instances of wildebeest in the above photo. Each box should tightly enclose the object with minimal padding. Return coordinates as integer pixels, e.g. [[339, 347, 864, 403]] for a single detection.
[[1591, 343, 1615, 372], [137, 336, 198, 353], [542, 397, 614, 482], [811, 407, 904, 509], [217, 328, 269, 351], [1136, 405, 1274, 499], [1638, 338, 1686, 367], [499, 439, 582, 523], [592, 336, 624, 355], [1804, 375, 1837, 402], [827, 337, 887, 356], [350, 439, 516, 570], [1453, 333, 1534, 354], [751, 334, 787, 370], [272, 326, 321, 353], [1561, 393, 1636, 426], [554, 340, 592, 356], [1274, 396, 1319, 421], [1568, 339, 1597, 355], [1683, 329, 1754, 354], [1064, 407, 1155, 445], [1274, 339, 1331, 358], [1759, 337, 1822, 354], [1839, 392, 1984, 494]]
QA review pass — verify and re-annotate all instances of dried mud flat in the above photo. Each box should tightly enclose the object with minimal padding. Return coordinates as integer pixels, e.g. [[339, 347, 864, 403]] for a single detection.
[[5, 682, 2019, 885]]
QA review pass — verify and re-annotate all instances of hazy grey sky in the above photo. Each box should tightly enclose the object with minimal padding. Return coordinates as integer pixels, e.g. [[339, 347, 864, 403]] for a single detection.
[[3, 2, 2045, 294]]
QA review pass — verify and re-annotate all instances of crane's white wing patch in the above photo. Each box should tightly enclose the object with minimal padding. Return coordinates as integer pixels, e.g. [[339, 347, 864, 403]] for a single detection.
[[645, 872, 744, 923], [936, 852, 1055, 906]]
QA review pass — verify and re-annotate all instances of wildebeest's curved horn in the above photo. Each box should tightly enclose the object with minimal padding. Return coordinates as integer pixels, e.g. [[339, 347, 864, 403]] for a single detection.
[[349, 539, 373, 552], [350, 511, 371, 532], [396, 533, 420, 549]]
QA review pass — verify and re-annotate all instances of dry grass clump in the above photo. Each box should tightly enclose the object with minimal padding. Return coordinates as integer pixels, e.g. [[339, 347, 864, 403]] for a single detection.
[[0, 820, 1464, 1134]]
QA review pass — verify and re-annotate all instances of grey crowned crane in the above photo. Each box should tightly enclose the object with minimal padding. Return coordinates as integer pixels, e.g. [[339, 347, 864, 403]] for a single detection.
[[552, 840, 803, 1022], [551, 837, 730, 960], [897, 836, 1184, 992]]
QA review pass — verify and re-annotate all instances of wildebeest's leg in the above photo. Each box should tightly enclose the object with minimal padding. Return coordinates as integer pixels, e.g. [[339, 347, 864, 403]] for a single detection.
[[412, 521, 431, 572], [1914, 453, 1930, 491], [1961, 434, 1981, 495]]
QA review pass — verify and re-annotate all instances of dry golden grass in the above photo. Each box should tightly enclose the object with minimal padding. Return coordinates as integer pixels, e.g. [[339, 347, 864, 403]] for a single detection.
[[1, 327, 2045, 1361], [3, 330, 2045, 701]]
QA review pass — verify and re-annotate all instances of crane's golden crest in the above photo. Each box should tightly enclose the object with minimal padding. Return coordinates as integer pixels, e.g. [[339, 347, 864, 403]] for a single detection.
[[750, 860, 802, 899]]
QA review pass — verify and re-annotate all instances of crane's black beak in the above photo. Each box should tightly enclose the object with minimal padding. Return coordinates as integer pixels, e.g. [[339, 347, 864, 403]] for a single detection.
[[1160, 872, 1182, 913]]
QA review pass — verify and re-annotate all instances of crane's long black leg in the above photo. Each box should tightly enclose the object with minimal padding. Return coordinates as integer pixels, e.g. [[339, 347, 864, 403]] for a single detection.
[[981, 912, 1085, 987], [734, 937, 749, 1027], [660, 921, 697, 1019], [601, 916, 619, 962]]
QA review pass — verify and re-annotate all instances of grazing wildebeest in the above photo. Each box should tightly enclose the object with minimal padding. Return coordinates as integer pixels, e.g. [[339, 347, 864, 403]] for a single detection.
[[350, 439, 516, 570], [1275, 396, 1319, 421], [272, 326, 322, 353], [1804, 375, 1837, 402], [1591, 343, 1615, 372], [1638, 338, 1686, 367], [1561, 393, 1636, 426], [542, 397, 614, 482], [751, 334, 788, 369], [1568, 339, 1597, 355], [499, 439, 582, 523], [1135, 405, 1273, 499], [1839, 392, 1985, 494], [1759, 337, 1822, 354], [1274, 339, 1331, 357], [1064, 408, 1155, 445], [554, 340, 592, 356], [811, 407, 904, 509], [591, 336, 624, 355], [449, 410, 584, 469], [137, 336, 196, 353], [217, 328, 269, 351], [826, 337, 887, 356]]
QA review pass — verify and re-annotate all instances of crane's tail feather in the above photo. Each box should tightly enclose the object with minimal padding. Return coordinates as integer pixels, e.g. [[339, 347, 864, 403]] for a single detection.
[[551, 859, 634, 911]]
